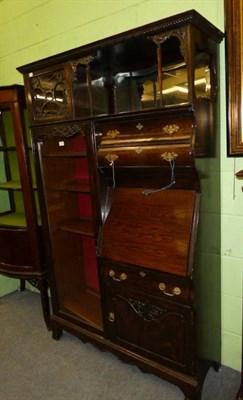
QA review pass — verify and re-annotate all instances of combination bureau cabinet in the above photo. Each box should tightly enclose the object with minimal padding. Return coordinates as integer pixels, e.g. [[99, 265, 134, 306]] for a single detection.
[[0, 85, 50, 329], [17, 10, 223, 400]]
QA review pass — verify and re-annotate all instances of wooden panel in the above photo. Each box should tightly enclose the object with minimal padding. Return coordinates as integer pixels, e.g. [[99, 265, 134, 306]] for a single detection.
[[102, 285, 194, 373], [0, 227, 35, 270], [100, 188, 199, 276]]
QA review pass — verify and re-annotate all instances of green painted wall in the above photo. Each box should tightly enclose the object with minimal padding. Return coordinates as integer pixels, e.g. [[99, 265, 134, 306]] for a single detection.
[[0, 0, 242, 371]]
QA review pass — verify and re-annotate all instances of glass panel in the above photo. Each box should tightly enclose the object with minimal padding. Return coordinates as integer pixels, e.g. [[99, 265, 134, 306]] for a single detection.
[[114, 65, 158, 112], [194, 53, 211, 99], [73, 56, 109, 117], [2, 111, 15, 147], [90, 66, 109, 116], [30, 69, 69, 119], [161, 36, 188, 107], [0, 149, 9, 213], [112, 34, 188, 113], [112, 37, 158, 113], [8, 152, 20, 181], [0, 111, 13, 214], [161, 62, 188, 106], [73, 64, 90, 117], [39, 135, 102, 330], [13, 191, 25, 213]]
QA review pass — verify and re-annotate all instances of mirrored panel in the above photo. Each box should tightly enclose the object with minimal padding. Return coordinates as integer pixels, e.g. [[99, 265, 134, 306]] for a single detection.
[[194, 52, 211, 99], [72, 55, 109, 118]]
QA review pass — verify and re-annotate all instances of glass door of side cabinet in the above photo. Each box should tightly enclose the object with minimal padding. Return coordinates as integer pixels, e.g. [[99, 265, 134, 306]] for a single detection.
[[38, 132, 103, 331], [0, 108, 40, 228]]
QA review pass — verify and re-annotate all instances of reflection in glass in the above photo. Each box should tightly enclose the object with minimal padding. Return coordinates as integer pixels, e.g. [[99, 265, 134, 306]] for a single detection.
[[113, 34, 190, 113], [113, 62, 190, 112], [161, 62, 188, 106], [73, 62, 109, 118], [114, 66, 158, 113], [195, 65, 211, 99]]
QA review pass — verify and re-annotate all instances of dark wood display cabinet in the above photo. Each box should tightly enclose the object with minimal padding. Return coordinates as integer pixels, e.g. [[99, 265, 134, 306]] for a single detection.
[[18, 10, 223, 400], [0, 85, 50, 329]]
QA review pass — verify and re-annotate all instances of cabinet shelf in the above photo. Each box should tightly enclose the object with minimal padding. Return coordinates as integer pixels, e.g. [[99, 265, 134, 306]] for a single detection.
[[0, 212, 41, 228], [58, 217, 94, 236], [42, 151, 87, 158], [46, 180, 90, 193], [0, 180, 22, 190], [0, 212, 27, 227], [0, 146, 16, 151], [0, 180, 37, 190]]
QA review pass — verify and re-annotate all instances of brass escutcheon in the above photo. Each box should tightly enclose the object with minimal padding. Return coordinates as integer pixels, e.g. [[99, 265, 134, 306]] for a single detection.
[[105, 154, 119, 164], [161, 151, 178, 162], [106, 129, 120, 138], [162, 124, 179, 135]]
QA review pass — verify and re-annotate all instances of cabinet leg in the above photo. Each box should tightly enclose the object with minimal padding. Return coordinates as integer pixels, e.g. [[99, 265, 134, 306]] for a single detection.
[[26, 276, 51, 330], [39, 277, 51, 331], [212, 361, 221, 372], [19, 279, 25, 291], [184, 395, 202, 400], [52, 327, 63, 341], [235, 383, 243, 400], [183, 388, 202, 400]]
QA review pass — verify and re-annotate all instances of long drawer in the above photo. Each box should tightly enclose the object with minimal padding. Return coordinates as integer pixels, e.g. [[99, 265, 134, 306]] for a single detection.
[[99, 260, 193, 306]]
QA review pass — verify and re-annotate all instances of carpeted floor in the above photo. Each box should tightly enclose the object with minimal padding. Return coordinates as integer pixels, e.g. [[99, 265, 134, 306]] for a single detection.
[[0, 289, 241, 400]]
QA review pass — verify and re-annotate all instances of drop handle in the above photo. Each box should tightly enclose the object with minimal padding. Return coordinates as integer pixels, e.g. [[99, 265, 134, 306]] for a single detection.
[[95, 132, 103, 137], [109, 269, 127, 282], [159, 282, 181, 296]]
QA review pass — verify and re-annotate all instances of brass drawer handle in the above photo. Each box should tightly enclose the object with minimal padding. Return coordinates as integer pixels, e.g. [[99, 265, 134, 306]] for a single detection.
[[109, 269, 127, 282], [159, 282, 181, 297]]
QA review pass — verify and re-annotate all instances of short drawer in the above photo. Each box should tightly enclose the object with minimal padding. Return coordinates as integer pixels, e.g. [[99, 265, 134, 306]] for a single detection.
[[99, 260, 192, 305]]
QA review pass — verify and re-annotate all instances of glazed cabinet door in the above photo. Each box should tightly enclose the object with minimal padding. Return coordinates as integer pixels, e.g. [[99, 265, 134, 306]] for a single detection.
[[102, 284, 195, 374], [25, 63, 73, 124], [34, 122, 103, 332]]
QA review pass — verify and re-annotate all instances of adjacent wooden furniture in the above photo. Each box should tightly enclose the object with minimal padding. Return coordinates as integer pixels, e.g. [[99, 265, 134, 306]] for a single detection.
[[18, 10, 223, 400], [225, 0, 243, 156], [0, 85, 50, 329], [225, 1, 243, 397], [235, 170, 243, 400]]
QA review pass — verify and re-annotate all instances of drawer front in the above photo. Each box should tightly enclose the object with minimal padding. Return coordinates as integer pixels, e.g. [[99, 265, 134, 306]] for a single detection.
[[97, 142, 193, 167], [96, 113, 194, 145], [100, 261, 192, 305], [96, 113, 195, 168]]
